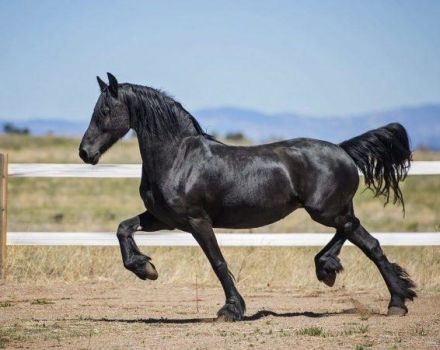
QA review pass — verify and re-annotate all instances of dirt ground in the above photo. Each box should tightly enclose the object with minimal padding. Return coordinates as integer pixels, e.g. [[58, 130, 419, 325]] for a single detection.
[[0, 281, 439, 349]]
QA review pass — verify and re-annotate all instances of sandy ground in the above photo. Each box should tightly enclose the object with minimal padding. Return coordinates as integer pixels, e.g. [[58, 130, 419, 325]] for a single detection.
[[0, 281, 439, 349]]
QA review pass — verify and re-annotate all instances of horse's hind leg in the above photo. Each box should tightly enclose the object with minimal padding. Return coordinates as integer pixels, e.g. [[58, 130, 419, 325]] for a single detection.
[[307, 205, 352, 287], [346, 220, 417, 316], [117, 211, 170, 280], [314, 231, 346, 287]]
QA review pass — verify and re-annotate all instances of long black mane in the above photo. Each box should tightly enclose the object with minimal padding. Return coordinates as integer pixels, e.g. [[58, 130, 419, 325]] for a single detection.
[[120, 83, 210, 141]]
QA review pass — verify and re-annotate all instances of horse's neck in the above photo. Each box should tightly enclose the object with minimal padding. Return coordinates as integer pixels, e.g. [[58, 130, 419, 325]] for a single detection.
[[137, 136, 178, 165], [128, 93, 202, 179], [134, 125, 198, 182], [131, 105, 200, 142]]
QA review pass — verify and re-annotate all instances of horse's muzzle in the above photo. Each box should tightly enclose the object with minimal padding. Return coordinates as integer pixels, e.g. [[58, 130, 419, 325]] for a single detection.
[[79, 148, 100, 165]]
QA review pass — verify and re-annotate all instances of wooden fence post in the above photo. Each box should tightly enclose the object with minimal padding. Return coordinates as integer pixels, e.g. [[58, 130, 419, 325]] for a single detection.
[[0, 153, 8, 280]]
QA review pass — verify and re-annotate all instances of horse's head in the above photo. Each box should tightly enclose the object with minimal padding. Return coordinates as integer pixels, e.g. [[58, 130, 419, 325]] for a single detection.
[[79, 73, 130, 165]]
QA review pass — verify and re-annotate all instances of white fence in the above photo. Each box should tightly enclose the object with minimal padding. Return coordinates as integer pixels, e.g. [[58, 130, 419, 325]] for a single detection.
[[8, 232, 440, 247], [4, 161, 440, 248]]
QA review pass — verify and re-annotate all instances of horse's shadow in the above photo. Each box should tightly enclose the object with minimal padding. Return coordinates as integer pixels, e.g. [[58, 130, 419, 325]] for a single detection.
[[79, 308, 362, 325]]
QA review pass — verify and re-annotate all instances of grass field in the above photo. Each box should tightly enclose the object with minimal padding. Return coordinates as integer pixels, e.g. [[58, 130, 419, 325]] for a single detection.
[[0, 134, 439, 290]]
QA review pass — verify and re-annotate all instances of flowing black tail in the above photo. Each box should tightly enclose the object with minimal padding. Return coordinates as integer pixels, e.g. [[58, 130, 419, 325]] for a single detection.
[[339, 123, 412, 211]]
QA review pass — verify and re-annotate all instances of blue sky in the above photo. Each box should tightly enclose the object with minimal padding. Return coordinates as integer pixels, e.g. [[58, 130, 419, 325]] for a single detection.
[[1, 0, 439, 121]]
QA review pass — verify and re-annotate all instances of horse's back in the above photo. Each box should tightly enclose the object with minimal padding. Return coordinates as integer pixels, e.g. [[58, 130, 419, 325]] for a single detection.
[[200, 136, 359, 200]]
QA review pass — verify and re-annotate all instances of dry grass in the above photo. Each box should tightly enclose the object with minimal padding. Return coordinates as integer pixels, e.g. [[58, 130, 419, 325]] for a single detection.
[[0, 134, 439, 289], [4, 245, 440, 291]]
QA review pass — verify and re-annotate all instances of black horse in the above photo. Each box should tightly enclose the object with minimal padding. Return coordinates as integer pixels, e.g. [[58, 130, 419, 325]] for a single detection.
[[79, 73, 416, 321]]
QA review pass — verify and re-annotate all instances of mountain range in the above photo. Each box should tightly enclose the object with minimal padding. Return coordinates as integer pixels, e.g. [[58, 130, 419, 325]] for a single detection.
[[1, 104, 439, 149]]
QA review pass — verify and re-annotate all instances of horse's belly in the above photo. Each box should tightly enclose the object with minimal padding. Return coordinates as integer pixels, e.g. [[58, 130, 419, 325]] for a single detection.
[[210, 200, 301, 229]]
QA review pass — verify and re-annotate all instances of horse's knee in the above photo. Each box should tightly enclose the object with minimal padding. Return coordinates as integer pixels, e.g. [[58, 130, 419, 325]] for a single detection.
[[213, 260, 228, 274], [117, 220, 135, 239]]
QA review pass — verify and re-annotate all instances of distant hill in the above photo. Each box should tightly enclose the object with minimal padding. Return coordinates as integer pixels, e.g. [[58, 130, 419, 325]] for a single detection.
[[196, 104, 440, 150], [1, 104, 439, 149]]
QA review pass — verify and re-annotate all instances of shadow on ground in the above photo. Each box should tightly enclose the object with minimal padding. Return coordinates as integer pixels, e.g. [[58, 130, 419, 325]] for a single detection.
[[51, 308, 376, 325]]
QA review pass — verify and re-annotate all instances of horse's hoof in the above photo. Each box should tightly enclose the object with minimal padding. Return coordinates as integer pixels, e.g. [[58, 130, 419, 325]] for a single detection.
[[316, 255, 343, 287], [387, 306, 407, 316], [322, 271, 336, 287], [216, 300, 244, 322], [216, 309, 241, 322], [131, 259, 158, 280], [144, 261, 158, 280], [216, 313, 235, 322]]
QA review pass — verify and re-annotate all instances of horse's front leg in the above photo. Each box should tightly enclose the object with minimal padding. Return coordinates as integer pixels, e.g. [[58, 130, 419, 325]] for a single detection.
[[189, 217, 245, 321], [117, 211, 170, 280]]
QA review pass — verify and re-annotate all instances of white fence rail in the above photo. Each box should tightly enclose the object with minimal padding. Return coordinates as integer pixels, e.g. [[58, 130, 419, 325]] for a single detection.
[[7, 232, 440, 247], [9, 161, 440, 178], [3, 161, 440, 249]]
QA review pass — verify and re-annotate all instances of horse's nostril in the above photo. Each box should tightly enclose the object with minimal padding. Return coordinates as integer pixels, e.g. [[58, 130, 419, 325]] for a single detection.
[[79, 149, 88, 161]]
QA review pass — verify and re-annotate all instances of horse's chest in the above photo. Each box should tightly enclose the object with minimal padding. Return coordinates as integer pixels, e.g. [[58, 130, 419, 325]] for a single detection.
[[139, 182, 182, 225], [139, 178, 162, 212], [139, 184, 165, 211]]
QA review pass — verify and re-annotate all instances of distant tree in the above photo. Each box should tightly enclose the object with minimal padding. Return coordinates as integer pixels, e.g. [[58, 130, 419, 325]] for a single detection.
[[225, 132, 245, 142], [3, 122, 30, 135], [415, 145, 430, 152]]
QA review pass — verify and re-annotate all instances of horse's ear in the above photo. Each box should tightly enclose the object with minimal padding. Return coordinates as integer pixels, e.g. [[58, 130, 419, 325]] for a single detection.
[[97, 76, 107, 92], [107, 72, 118, 98]]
